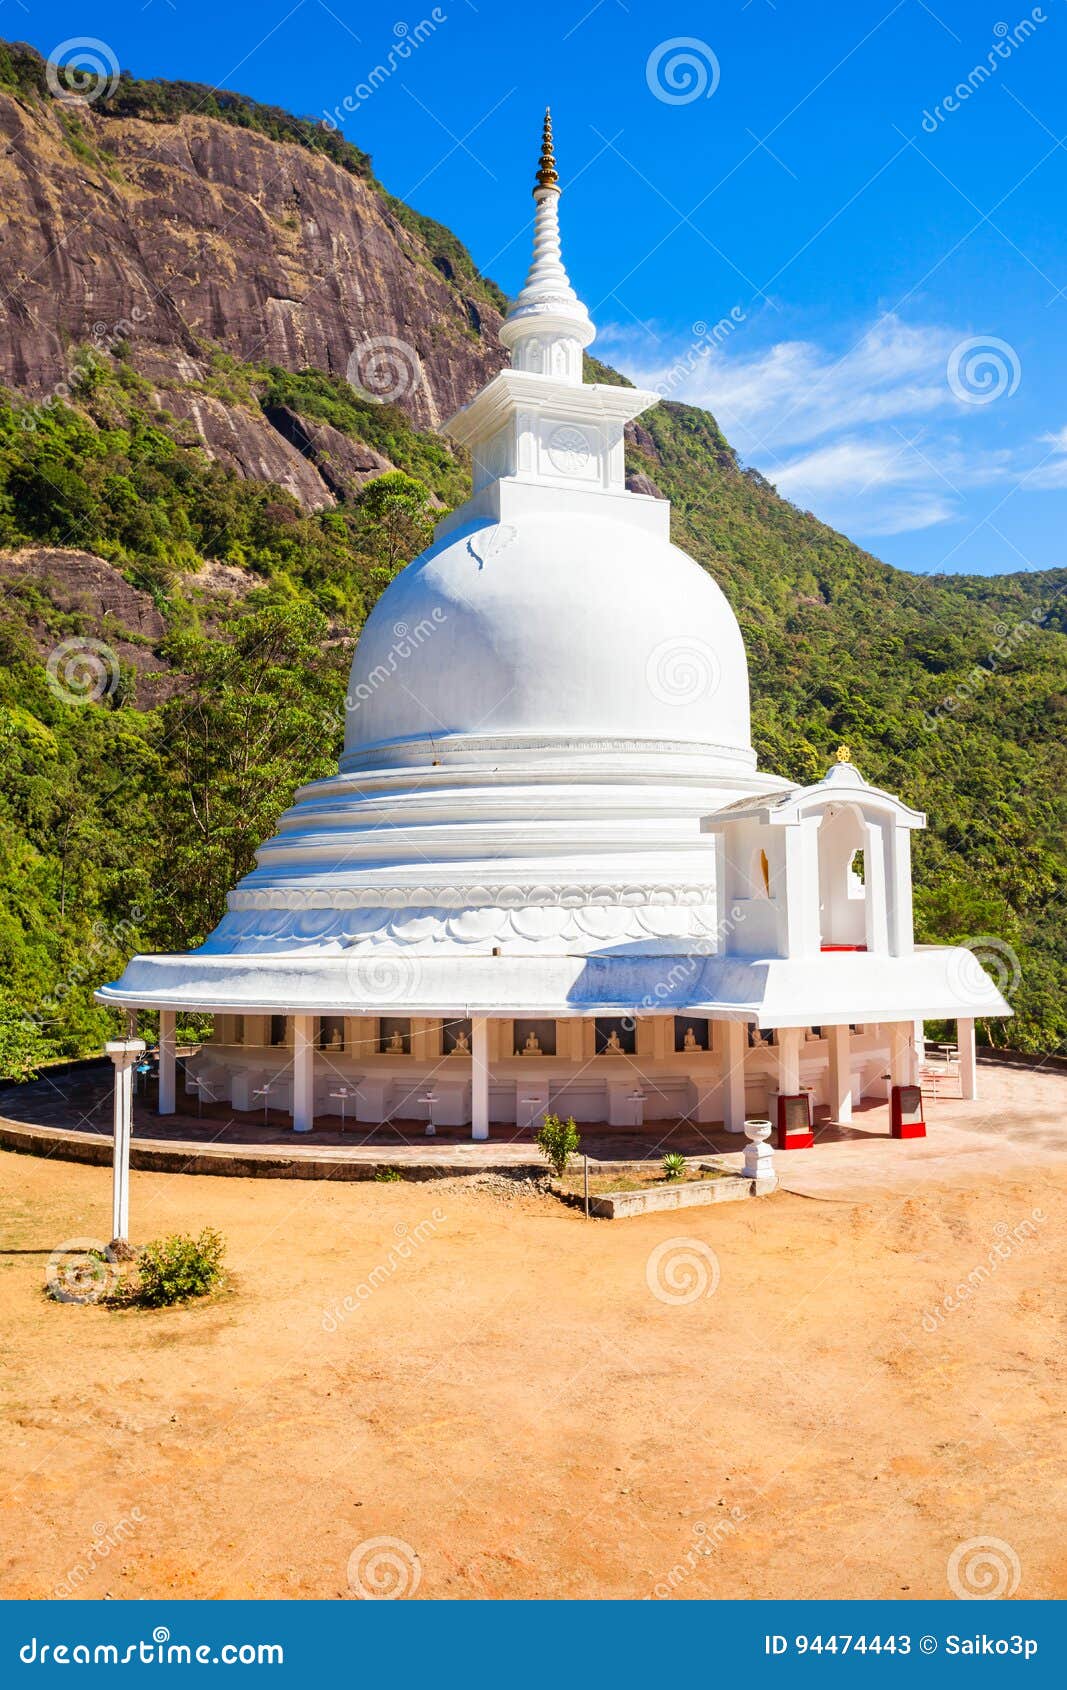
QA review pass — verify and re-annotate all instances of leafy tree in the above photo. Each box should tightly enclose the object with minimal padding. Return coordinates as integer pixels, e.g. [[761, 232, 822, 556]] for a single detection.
[[153, 600, 349, 945]]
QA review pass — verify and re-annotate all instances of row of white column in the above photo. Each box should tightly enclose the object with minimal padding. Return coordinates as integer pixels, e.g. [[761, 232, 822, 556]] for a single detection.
[[719, 1017, 978, 1134], [107, 1013, 978, 1243], [146, 1010, 979, 1140]]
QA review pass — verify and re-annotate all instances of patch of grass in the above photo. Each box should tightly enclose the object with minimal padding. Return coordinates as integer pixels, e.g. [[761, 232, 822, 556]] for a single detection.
[[557, 1163, 728, 1197], [374, 1167, 403, 1182]]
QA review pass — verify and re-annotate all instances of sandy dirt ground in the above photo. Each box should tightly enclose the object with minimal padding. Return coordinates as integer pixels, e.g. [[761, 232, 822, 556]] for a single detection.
[[1, 1074, 1065, 1601]]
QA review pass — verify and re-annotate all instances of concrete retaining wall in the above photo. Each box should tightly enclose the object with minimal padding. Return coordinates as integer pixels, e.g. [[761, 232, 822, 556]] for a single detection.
[[589, 1170, 773, 1219]]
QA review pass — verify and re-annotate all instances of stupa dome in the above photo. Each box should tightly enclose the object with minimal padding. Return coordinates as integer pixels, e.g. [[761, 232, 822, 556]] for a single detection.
[[344, 508, 752, 764]]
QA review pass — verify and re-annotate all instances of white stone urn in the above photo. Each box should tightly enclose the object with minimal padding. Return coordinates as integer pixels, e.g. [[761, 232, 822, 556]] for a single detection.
[[742, 1117, 776, 1189]]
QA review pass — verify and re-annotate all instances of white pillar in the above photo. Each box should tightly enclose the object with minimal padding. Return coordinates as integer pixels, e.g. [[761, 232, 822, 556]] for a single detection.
[[292, 1014, 315, 1132], [471, 1015, 489, 1140], [776, 1026, 802, 1096], [888, 1021, 914, 1088], [827, 1023, 853, 1122], [158, 1010, 176, 1115], [721, 1020, 747, 1133], [107, 1038, 145, 1245], [958, 1016, 977, 1101]]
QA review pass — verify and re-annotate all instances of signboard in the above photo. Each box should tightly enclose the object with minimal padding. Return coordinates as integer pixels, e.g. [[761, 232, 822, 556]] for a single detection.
[[775, 1093, 814, 1151], [891, 1084, 926, 1139]]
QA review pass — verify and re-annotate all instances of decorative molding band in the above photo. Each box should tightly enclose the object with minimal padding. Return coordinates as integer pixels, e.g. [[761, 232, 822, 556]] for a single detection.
[[228, 883, 715, 913], [206, 899, 724, 953]]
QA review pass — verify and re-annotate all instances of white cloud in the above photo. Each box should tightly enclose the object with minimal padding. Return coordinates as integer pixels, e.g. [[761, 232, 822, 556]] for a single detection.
[[596, 312, 1038, 540], [1023, 429, 1067, 489]]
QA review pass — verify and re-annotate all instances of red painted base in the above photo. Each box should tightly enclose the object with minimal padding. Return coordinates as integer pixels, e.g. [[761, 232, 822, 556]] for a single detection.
[[890, 1084, 926, 1140], [776, 1092, 814, 1150]]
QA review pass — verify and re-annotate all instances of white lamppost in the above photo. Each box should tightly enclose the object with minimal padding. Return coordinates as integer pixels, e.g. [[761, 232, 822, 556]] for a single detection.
[[106, 1038, 145, 1254]]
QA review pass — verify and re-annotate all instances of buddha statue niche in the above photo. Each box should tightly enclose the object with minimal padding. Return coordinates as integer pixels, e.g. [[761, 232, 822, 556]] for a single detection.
[[518, 1029, 542, 1056]]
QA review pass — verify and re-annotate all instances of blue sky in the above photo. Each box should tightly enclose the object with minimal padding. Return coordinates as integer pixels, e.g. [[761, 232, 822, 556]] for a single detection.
[[22, 0, 1067, 575]]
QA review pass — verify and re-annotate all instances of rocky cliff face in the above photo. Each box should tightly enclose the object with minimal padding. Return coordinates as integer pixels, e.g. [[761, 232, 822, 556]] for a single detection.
[[0, 82, 505, 431]]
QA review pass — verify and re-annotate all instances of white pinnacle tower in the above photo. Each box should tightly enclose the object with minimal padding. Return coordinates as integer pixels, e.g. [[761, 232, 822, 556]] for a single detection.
[[498, 109, 595, 383]]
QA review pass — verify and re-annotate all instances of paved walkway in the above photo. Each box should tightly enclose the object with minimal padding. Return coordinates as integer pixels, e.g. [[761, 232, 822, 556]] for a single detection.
[[1, 1060, 1064, 1190]]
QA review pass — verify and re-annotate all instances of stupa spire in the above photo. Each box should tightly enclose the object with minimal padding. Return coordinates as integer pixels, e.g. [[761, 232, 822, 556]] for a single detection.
[[498, 110, 595, 383], [535, 108, 558, 189]]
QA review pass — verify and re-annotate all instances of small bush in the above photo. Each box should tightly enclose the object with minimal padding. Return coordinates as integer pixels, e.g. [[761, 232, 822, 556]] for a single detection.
[[536, 1112, 581, 1179], [133, 1228, 225, 1307], [374, 1167, 403, 1182], [662, 1152, 687, 1181]]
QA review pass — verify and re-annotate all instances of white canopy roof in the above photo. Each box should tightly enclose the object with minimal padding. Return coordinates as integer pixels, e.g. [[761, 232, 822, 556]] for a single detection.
[[96, 943, 1011, 1028]]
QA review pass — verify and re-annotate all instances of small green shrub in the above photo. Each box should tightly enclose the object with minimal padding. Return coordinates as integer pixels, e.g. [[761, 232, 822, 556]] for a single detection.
[[133, 1228, 225, 1307], [536, 1112, 581, 1179], [662, 1152, 687, 1181], [374, 1167, 403, 1182]]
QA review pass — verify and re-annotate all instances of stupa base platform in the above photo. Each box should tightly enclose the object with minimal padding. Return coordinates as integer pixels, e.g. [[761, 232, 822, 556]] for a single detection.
[[0, 1060, 942, 1180]]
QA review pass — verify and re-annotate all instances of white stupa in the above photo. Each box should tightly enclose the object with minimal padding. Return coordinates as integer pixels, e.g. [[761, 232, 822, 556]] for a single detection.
[[98, 115, 1010, 1138]]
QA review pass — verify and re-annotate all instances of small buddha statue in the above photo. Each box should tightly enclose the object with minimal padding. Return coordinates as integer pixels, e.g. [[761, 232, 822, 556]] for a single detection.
[[521, 1029, 542, 1056], [452, 1029, 470, 1054], [327, 1028, 342, 1050], [387, 1029, 405, 1054], [683, 1026, 699, 1052], [604, 1028, 623, 1054]]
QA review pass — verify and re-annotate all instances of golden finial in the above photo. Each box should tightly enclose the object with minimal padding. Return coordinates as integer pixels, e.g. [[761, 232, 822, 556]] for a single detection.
[[835, 744, 852, 763], [535, 107, 559, 191]]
